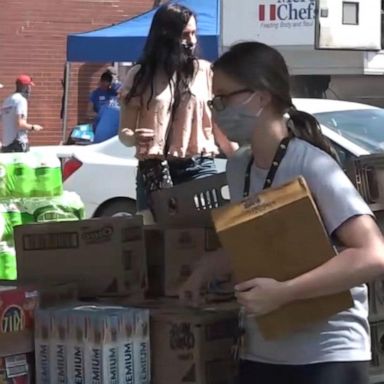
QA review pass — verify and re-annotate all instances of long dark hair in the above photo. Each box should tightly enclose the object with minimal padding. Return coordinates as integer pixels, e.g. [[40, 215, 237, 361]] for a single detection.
[[125, 3, 198, 112], [212, 42, 337, 160]]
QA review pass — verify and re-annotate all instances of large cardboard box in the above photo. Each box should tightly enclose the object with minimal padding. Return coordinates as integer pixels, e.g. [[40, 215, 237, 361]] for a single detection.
[[151, 173, 229, 227], [14, 216, 148, 298], [134, 299, 238, 384], [145, 226, 222, 297], [212, 177, 353, 340]]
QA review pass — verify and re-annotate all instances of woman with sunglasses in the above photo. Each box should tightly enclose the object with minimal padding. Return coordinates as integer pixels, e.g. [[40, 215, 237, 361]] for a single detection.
[[180, 41, 384, 384], [119, 3, 236, 212]]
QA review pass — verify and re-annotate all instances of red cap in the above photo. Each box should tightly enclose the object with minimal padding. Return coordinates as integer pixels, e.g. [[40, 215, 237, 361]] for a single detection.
[[16, 75, 35, 86]]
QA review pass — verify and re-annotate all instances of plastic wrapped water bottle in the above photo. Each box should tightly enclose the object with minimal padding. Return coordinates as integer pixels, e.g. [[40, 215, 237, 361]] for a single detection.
[[0, 201, 22, 243], [11, 153, 36, 198], [20, 191, 85, 223], [0, 241, 17, 280], [33, 153, 63, 197]]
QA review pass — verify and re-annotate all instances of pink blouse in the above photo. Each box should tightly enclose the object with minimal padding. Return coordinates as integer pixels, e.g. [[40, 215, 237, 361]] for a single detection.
[[120, 60, 220, 160]]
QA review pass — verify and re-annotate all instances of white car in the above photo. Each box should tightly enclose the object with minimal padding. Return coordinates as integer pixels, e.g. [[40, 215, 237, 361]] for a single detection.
[[32, 98, 384, 218]]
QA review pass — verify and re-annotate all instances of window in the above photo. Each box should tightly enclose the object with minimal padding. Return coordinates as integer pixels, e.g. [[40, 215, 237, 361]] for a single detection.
[[342, 2, 359, 25], [329, 141, 354, 168], [315, 109, 384, 154]]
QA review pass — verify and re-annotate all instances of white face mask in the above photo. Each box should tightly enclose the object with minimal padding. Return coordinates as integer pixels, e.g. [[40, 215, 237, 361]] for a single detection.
[[212, 93, 263, 145], [181, 40, 196, 55]]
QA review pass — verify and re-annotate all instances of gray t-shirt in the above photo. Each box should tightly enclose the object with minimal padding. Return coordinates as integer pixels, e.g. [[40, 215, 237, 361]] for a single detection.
[[0, 93, 28, 146], [227, 138, 372, 365]]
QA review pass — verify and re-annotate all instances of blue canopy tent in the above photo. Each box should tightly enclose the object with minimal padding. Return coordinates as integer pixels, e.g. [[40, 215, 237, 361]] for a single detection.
[[62, 0, 220, 139]]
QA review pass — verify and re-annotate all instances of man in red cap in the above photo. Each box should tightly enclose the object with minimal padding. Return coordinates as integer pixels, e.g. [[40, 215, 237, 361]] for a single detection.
[[0, 74, 43, 152]]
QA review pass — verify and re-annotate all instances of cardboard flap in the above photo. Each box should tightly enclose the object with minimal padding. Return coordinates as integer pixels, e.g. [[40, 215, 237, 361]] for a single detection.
[[212, 177, 310, 233], [0, 330, 34, 356], [151, 173, 228, 227]]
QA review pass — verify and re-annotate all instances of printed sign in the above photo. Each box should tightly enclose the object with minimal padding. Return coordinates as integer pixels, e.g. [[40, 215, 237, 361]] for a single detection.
[[221, 0, 315, 48]]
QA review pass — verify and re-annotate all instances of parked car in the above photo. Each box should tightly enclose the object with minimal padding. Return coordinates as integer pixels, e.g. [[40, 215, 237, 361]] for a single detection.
[[31, 98, 384, 218]]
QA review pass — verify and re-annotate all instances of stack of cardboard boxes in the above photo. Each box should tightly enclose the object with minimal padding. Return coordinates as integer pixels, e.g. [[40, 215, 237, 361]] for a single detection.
[[144, 173, 238, 383], [9, 172, 239, 384], [147, 173, 229, 297], [0, 151, 84, 281], [0, 282, 77, 383]]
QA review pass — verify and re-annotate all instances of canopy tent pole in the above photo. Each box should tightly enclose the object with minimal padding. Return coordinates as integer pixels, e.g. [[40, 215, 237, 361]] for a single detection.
[[62, 61, 71, 142]]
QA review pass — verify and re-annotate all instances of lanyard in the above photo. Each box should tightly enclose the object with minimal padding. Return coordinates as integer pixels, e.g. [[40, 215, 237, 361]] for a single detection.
[[243, 136, 291, 198]]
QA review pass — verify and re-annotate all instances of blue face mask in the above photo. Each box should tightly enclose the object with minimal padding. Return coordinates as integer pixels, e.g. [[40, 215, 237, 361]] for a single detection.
[[212, 93, 263, 145]]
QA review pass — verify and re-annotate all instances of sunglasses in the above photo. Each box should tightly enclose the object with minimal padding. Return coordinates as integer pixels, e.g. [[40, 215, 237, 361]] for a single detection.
[[208, 88, 254, 112]]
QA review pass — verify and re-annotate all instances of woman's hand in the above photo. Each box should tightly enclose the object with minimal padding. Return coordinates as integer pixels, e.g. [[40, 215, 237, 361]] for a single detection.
[[235, 278, 290, 317], [120, 128, 135, 137], [178, 272, 206, 307], [135, 128, 154, 143], [178, 249, 232, 307]]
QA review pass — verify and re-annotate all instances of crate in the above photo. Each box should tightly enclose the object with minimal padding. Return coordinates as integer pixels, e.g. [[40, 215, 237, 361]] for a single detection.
[[151, 173, 229, 227], [345, 155, 384, 211]]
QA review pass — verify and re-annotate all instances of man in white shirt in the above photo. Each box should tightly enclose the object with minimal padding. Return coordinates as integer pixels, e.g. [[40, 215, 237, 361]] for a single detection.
[[0, 75, 43, 152]]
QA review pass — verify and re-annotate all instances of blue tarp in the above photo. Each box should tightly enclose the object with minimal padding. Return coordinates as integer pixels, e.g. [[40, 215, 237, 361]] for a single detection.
[[66, 0, 220, 62]]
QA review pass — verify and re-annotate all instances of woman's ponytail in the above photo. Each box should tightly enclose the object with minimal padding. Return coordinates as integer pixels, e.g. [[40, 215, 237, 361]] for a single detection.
[[288, 106, 339, 162]]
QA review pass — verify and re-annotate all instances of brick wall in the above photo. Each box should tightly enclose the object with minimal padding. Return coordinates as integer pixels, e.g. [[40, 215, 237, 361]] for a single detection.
[[0, 0, 154, 145]]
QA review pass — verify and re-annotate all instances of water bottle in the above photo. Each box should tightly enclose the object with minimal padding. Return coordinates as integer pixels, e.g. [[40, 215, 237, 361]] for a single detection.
[[12, 154, 35, 198], [34, 153, 63, 197], [0, 202, 22, 243], [0, 242, 17, 280]]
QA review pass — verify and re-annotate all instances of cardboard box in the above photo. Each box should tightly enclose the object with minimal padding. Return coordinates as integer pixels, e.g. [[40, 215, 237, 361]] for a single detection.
[[15, 216, 148, 298], [0, 281, 78, 309], [212, 177, 354, 340], [141, 299, 238, 384], [0, 286, 39, 357], [151, 173, 229, 227], [0, 353, 34, 384], [345, 154, 384, 211], [145, 227, 222, 297]]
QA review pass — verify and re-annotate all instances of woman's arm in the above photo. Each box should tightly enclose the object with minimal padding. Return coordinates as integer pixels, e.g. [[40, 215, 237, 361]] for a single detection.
[[236, 214, 384, 315], [179, 248, 232, 305], [283, 214, 384, 300], [118, 101, 139, 147], [118, 66, 141, 147]]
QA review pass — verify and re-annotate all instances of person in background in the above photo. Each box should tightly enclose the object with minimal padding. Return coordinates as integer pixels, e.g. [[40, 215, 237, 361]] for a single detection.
[[0, 75, 43, 152], [119, 3, 237, 212], [179, 42, 384, 384], [88, 69, 120, 118]]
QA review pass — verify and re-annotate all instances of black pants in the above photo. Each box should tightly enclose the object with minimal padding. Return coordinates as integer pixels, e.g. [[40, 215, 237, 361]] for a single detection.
[[136, 157, 217, 211], [1, 139, 29, 152], [239, 360, 369, 384]]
